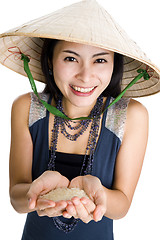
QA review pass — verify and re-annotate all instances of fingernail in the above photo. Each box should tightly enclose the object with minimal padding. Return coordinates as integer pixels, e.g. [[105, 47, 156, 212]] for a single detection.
[[28, 198, 34, 209], [73, 199, 80, 205], [96, 211, 102, 222], [64, 213, 71, 219]]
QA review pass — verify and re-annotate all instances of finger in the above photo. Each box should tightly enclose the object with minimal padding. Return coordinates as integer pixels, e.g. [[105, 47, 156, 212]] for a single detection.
[[62, 211, 72, 219], [72, 197, 93, 223], [37, 209, 46, 217], [69, 176, 83, 189], [27, 179, 44, 209], [65, 201, 78, 218], [37, 198, 55, 210], [55, 200, 68, 210], [80, 197, 96, 217], [46, 200, 68, 217], [38, 200, 67, 218], [64, 199, 95, 220], [37, 208, 62, 217], [28, 196, 37, 210], [93, 205, 104, 222], [62, 200, 73, 218], [93, 189, 107, 222]]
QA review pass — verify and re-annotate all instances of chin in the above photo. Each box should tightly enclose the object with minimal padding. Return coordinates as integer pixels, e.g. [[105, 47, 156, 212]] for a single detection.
[[68, 93, 100, 108]]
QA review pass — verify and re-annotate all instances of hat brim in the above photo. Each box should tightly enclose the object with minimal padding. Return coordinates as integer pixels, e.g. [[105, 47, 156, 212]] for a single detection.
[[0, 0, 159, 97]]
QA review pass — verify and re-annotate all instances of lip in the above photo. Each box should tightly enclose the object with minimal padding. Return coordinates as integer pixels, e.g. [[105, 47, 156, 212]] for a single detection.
[[70, 85, 97, 97]]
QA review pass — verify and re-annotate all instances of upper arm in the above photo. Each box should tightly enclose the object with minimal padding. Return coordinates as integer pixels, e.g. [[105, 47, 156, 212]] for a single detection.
[[112, 99, 149, 204], [9, 93, 33, 191]]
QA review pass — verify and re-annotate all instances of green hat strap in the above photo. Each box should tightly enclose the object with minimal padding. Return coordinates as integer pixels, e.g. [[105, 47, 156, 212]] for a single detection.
[[21, 53, 150, 120]]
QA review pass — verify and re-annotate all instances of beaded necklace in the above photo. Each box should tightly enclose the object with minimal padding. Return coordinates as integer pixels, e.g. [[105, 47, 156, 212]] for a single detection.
[[48, 94, 103, 233]]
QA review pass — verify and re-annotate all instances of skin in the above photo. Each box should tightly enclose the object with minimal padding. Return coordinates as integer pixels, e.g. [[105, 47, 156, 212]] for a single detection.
[[52, 41, 114, 118], [9, 41, 149, 224]]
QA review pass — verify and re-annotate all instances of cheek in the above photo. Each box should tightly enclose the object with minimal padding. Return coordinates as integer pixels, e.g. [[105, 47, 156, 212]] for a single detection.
[[101, 65, 114, 86], [53, 64, 66, 88], [53, 62, 74, 84]]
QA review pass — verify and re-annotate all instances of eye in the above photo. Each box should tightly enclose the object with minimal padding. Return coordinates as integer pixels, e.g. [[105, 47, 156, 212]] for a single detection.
[[95, 58, 107, 63], [64, 56, 77, 62]]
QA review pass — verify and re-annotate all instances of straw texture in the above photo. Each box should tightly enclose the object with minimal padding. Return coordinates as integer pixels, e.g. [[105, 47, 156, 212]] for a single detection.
[[0, 0, 159, 97]]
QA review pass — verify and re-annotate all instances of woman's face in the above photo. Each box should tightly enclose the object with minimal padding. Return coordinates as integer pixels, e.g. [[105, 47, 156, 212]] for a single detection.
[[52, 41, 114, 109]]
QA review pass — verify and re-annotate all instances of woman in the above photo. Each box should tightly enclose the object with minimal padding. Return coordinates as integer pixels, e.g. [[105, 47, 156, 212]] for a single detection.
[[0, 0, 159, 239], [9, 40, 148, 240]]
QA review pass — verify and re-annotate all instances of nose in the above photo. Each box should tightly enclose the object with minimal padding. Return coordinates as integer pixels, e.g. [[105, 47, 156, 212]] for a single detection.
[[76, 64, 93, 83]]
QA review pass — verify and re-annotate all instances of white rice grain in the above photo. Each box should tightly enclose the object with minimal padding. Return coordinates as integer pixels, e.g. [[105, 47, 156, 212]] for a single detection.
[[40, 188, 89, 202]]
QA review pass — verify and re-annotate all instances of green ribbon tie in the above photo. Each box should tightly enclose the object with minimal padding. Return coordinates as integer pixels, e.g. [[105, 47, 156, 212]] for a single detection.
[[21, 53, 150, 120]]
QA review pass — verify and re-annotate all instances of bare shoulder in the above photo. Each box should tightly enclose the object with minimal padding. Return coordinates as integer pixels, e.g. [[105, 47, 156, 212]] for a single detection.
[[128, 98, 148, 114], [124, 98, 149, 137], [127, 98, 148, 124], [11, 92, 31, 125], [12, 92, 31, 108]]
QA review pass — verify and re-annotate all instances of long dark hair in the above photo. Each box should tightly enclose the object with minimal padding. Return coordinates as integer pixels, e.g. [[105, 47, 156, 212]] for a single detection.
[[41, 38, 123, 100]]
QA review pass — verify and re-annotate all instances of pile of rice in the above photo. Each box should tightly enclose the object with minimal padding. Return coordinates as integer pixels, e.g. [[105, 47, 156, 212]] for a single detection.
[[41, 187, 89, 202]]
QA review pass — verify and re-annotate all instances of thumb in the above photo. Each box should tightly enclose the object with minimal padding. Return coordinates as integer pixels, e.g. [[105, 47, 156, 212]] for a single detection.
[[27, 179, 44, 210], [93, 188, 107, 222], [28, 195, 37, 210]]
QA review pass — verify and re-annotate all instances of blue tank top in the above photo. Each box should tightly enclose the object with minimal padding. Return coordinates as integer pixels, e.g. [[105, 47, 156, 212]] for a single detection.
[[22, 92, 130, 240]]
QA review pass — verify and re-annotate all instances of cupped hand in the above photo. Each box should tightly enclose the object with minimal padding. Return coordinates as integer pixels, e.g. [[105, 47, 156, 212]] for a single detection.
[[63, 196, 96, 223], [63, 175, 107, 223], [36, 198, 68, 217], [27, 172, 106, 221], [27, 170, 69, 216]]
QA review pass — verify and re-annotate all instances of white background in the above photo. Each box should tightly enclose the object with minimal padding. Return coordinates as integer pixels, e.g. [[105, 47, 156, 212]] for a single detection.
[[0, 0, 160, 239]]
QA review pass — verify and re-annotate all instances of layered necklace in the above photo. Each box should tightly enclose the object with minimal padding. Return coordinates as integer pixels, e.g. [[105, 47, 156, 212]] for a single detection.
[[48, 94, 104, 233]]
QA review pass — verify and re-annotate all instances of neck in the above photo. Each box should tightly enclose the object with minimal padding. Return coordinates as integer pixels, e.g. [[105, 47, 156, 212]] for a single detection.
[[62, 98, 96, 119], [61, 95, 106, 119]]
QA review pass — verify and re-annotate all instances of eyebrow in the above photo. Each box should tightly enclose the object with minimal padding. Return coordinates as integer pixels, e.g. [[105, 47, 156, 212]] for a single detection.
[[62, 50, 109, 58]]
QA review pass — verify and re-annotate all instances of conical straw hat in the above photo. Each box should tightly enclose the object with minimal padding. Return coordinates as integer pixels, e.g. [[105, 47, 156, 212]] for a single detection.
[[0, 0, 159, 97]]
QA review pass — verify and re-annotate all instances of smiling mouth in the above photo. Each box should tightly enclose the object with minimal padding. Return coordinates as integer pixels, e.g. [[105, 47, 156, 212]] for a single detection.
[[71, 85, 96, 93]]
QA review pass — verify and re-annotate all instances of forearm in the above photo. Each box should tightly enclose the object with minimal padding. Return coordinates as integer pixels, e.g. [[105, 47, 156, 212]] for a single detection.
[[10, 183, 33, 214], [103, 187, 130, 220]]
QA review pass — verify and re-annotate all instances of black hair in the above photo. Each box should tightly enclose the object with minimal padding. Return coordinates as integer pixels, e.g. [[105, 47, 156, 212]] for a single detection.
[[41, 38, 123, 100]]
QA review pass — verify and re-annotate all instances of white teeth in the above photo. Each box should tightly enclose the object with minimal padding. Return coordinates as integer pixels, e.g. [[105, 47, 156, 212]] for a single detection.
[[72, 86, 95, 93]]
